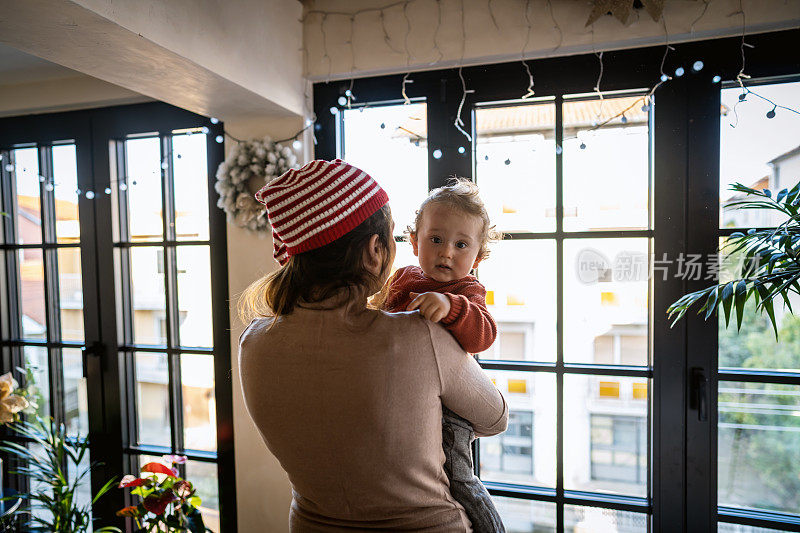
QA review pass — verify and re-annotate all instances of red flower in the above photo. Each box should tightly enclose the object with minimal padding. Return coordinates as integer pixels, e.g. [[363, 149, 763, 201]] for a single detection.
[[143, 489, 177, 515], [116, 505, 140, 518], [118, 475, 150, 488], [141, 462, 178, 477]]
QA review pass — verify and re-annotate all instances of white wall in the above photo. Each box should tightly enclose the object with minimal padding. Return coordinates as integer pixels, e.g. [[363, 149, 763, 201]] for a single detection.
[[0, 75, 148, 117], [302, 0, 800, 80], [1, 0, 305, 121], [224, 116, 304, 533]]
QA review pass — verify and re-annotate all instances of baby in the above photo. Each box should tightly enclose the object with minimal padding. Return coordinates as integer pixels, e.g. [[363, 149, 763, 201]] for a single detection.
[[374, 179, 505, 533]]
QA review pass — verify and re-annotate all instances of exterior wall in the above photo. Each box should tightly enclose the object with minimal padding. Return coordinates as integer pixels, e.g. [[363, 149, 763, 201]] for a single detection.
[[303, 0, 800, 80]]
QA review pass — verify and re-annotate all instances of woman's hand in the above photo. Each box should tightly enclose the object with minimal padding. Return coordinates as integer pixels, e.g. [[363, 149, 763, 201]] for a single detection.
[[407, 292, 451, 323]]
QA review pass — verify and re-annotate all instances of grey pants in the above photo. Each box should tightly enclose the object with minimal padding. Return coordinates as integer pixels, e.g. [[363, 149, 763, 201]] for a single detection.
[[442, 407, 505, 533]]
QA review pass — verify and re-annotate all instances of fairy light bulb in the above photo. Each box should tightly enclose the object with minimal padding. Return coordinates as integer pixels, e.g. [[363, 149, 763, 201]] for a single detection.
[[580, 142, 587, 150], [712, 75, 721, 83], [692, 61, 704, 72], [621, 115, 628, 124], [210, 117, 219, 124], [201, 126, 210, 134], [555, 145, 563, 155], [675, 67, 685, 77], [329, 107, 337, 115], [85, 191, 95, 199], [766, 107, 776, 119], [504, 158, 511, 165], [660, 74, 669, 82], [458, 146, 465, 154], [44, 183, 54, 192], [119, 183, 128, 191], [215, 135, 224, 143], [337, 96, 347, 106], [105, 187, 112, 195], [292, 140, 302, 150], [432, 149, 442, 159], [4, 164, 13, 172]]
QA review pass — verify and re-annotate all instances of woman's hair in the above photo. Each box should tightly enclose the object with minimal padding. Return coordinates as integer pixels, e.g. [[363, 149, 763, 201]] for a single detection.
[[408, 178, 501, 260], [239, 204, 393, 322]]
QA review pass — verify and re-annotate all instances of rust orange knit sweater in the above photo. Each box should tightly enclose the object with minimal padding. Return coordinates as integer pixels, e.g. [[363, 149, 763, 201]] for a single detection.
[[381, 265, 497, 354]]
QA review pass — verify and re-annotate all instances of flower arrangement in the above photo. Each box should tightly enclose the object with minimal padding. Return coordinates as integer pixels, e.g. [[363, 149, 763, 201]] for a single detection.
[[0, 372, 30, 424], [214, 137, 299, 233], [116, 454, 209, 533]]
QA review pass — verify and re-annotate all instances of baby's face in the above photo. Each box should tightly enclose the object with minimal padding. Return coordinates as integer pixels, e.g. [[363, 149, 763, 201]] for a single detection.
[[411, 203, 483, 282]]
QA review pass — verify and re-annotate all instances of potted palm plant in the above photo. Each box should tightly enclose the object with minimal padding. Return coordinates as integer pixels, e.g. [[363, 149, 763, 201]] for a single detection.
[[668, 180, 800, 336]]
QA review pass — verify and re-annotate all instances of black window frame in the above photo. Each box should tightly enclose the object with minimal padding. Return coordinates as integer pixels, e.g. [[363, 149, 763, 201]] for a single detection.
[[0, 102, 236, 531], [314, 28, 800, 532]]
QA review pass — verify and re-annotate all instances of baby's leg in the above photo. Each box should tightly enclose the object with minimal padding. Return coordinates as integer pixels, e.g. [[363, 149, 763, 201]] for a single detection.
[[442, 406, 506, 533]]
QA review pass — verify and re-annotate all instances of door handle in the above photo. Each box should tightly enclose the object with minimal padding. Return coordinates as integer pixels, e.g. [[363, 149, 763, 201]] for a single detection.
[[690, 367, 708, 422]]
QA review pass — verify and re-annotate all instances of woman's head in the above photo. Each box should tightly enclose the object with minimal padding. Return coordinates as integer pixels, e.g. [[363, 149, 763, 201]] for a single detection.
[[240, 160, 394, 320], [408, 179, 500, 280]]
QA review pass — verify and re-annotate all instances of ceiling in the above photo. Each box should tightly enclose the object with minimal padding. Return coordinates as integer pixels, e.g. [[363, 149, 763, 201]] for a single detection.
[[0, 42, 78, 86]]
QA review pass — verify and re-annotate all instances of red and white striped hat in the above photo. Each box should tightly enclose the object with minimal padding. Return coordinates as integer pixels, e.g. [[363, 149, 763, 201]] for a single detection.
[[254, 159, 389, 265]]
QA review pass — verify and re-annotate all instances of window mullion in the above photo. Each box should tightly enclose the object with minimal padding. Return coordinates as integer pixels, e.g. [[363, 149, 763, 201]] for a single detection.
[[555, 94, 565, 533], [161, 135, 184, 455]]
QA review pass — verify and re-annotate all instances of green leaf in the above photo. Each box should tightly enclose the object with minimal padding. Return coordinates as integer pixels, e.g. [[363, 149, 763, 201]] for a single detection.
[[721, 282, 734, 327], [704, 287, 719, 320], [735, 279, 747, 330], [756, 283, 778, 339]]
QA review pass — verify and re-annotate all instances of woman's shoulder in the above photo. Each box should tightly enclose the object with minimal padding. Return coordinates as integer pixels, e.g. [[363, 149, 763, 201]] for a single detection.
[[238, 316, 276, 348]]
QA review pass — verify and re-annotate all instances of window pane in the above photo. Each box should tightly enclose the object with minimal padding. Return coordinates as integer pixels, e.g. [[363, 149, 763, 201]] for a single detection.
[[58, 247, 84, 342], [342, 102, 428, 235], [173, 132, 210, 241], [564, 505, 648, 532], [177, 246, 212, 348], [480, 370, 555, 487], [718, 381, 800, 514], [475, 99, 556, 233], [19, 247, 46, 339], [564, 375, 648, 497], [135, 352, 171, 446], [125, 137, 164, 242], [563, 95, 649, 232], [130, 247, 167, 345], [564, 238, 649, 365], [52, 144, 81, 243], [388, 240, 416, 277], [12, 147, 41, 244], [492, 496, 556, 533], [478, 240, 556, 362], [24, 346, 50, 420], [63, 348, 88, 437], [185, 460, 220, 533], [181, 353, 216, 452], [720, 81, 800, 228]]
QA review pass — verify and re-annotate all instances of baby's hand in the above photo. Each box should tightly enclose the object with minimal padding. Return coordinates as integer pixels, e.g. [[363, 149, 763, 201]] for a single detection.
[[407, 292, 451, 323]]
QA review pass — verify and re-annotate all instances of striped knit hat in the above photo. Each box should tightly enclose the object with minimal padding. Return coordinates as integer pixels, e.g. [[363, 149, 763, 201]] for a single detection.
[[254, 159, 389, 265]]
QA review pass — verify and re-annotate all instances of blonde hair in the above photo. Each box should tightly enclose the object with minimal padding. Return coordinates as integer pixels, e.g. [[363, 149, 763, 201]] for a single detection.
[[408, 178, 501, 260]]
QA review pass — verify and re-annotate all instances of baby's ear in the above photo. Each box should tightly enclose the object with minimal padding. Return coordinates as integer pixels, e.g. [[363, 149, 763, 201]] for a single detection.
[[410, 233, 419, 256]]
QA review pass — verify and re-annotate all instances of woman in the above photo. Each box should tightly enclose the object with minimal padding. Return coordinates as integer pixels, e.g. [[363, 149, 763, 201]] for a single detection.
[[239, 159, 509, 531]]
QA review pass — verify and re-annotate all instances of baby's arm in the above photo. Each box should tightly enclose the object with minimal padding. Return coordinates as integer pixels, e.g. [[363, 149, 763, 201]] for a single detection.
[[439, 288, 498, 354]]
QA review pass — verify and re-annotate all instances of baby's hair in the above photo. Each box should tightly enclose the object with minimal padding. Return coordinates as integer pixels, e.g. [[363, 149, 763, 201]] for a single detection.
[[408, 177, 502, 261]]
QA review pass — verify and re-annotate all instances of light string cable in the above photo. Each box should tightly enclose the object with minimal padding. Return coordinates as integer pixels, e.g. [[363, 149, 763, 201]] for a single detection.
[[520, 0, 535, 99], [545, 0, 564, 56], [454, 0, 474, 142], [729, 0, 800, 128], [402, 1, 414, 104], [690, 0, 711, 33], [488, 0, 500, 31], [644, 16, 675, 108]]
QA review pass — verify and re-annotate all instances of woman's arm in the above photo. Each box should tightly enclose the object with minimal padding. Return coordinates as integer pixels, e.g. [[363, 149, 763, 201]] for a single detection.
[[425, 320, 508, 437]]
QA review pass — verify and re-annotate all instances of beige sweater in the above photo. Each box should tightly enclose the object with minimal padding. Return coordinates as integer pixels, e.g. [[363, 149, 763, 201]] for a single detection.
[[238, 300, 509, 532]]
